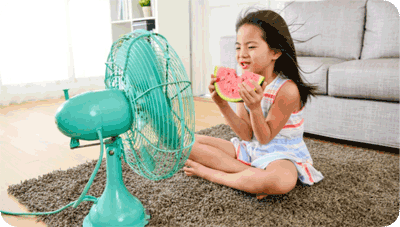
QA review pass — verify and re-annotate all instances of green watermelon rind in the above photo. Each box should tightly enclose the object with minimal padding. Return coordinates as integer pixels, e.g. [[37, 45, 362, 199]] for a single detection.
[[213, 66, 265, 103]]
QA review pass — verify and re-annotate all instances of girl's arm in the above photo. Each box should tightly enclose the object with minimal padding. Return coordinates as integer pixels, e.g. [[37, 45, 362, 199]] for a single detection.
[[209, 73, 253, 140], [217, 102, 253, 141], [242, 80, 301, 145]]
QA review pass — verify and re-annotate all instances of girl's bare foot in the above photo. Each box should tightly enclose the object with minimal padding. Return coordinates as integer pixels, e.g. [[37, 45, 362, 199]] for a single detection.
[[183, 159, 210, 178]]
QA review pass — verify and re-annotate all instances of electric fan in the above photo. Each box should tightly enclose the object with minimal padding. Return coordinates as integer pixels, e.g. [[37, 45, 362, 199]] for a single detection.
[[54, 29, 195, 226]]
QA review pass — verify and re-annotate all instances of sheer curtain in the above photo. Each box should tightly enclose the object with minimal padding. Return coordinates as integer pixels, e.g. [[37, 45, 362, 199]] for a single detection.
[[0, 0, 70, 85], [68, 0, 111, 79], [0, 0, 111, 104]]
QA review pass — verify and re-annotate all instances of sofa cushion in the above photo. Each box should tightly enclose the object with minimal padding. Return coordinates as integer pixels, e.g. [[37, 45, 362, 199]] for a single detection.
[[361, 0, 400, 59], [328, 59, 400, 101], [283, 0, 366, 60], [297, 57, 347, 95]]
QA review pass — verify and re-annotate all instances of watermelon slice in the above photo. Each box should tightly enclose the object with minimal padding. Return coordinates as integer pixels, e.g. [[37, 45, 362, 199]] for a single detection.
[[213, 66, 265, 102]]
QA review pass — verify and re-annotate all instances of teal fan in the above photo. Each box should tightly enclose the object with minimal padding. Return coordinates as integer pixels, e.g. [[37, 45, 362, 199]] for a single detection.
[[54, 29, 195, 226]]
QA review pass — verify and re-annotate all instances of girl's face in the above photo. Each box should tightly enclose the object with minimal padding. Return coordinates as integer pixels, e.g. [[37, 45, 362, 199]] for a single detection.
[[236, 24, 281, 78]]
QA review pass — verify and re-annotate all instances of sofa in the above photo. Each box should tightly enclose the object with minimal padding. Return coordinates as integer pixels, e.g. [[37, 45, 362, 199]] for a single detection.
[[219, 0, 399, 148]]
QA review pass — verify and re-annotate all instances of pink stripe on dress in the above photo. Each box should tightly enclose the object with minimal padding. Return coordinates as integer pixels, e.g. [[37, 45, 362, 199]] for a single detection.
[[283, 119, 304, 129]]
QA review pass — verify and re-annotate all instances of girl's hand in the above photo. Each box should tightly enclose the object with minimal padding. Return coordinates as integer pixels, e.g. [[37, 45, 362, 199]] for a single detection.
[[209, 74, 228, 106], [238, 79, 263, 111]]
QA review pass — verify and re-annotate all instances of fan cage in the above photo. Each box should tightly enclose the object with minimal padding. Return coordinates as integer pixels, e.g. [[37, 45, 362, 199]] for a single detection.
[[104, 30, 195, 181]]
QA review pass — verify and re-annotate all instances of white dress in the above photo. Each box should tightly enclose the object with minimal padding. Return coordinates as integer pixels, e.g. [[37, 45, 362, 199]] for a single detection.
[[231, 74, 324, 185]]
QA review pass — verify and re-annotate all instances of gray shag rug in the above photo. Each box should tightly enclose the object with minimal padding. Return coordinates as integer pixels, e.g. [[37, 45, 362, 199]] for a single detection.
[[7, 124, 400, 227]]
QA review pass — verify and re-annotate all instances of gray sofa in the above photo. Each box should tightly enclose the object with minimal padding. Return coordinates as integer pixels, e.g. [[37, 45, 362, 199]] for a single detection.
[[220, 0, 399, 148]]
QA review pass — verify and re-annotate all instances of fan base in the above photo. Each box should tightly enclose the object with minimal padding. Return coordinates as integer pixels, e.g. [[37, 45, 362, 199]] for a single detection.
[[82, 199, 150, 227], [82, 137, 150, 227], [83, 210, 150, 227]]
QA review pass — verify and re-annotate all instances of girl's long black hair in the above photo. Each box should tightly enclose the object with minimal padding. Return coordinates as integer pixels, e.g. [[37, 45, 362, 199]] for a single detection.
[[236, 8, 318, 108]]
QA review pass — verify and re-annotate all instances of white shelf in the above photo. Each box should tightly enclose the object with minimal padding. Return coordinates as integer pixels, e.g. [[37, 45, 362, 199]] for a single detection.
[[111, 17, 156, 24], [109, 0, 158, 42], [107, 0, 191, 85], [111, 20, 131, 24]]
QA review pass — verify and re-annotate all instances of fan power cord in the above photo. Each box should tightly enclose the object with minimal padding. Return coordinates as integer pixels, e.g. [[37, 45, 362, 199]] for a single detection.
[[72, 128, 104, 208], [0, 129, 104, 217], [0, 196, 98, 216]]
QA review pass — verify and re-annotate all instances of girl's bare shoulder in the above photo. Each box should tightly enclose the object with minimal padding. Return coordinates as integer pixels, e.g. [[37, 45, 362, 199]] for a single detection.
[[275, 80, 301, 111], [278, 80, 300, 100]]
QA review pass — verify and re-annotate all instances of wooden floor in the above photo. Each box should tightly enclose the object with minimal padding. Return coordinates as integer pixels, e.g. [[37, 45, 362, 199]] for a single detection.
[[0, 97, 226, 227]]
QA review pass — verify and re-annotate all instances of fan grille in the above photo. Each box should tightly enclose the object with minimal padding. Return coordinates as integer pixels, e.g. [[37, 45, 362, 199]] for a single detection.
[[104, 30, 195, 181]]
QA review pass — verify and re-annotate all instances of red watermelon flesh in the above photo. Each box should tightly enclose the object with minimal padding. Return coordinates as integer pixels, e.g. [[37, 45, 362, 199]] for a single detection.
[[213, 66, 265, 102]]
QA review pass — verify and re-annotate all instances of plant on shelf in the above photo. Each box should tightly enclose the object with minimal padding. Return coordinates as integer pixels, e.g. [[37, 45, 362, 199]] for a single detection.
[[139, 0, 152, 17], [139, 0, 151, 7]]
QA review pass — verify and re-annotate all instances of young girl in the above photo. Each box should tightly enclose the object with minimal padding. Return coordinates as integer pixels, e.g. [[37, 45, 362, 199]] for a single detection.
[[183, 9, 324, 199]]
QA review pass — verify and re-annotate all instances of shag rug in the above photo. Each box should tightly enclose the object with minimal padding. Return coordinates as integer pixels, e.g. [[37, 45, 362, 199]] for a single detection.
[[7, 124, 400, 227]]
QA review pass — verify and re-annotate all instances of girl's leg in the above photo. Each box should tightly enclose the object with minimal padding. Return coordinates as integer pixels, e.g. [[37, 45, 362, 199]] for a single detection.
[[184, 159, 298, 197], [187, 134, 251, 173], [195, 135, 236, 157]]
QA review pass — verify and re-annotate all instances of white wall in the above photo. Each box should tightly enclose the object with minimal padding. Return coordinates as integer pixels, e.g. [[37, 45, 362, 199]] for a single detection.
[[157, 0, 191, 83]]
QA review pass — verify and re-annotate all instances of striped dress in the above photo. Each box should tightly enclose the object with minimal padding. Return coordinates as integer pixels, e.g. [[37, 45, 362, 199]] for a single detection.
[[231, 74, 324, 185]]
